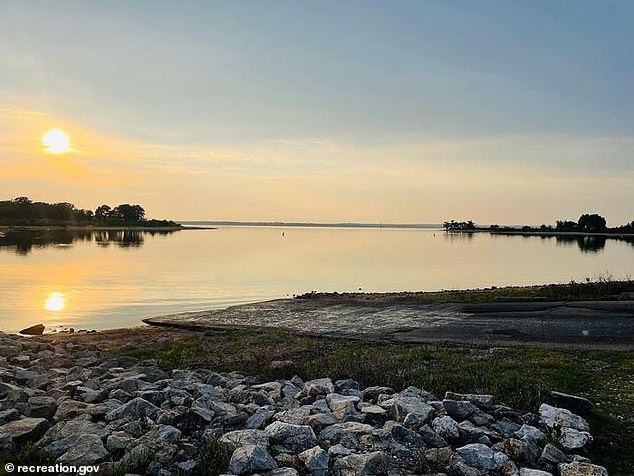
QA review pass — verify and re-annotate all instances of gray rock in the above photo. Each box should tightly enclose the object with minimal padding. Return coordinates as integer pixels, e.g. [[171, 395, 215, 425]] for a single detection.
[[264, 421, 317, 453], [326, 393, 360, 421], [40, 415, 108, 446], [558, 427, 593, 450], [443, 399, 479, 421], [387, 394, 434, 422], [456, 443, 497, 471], [539, 443, 572, 466], [558, 461, 608, 476], [362, 386, 395, 402], [26, 395, 57, 419], [328, 443, 352, 458], [445, 391, 495, 410], [332, 451, 388, 475], [319, 421, 374, 444], [514, 424, 546, 443], [57, 434, 108, 465], [218, 429, 270, 453], [106, 431, 134, 452], [335, 379, 360, 392], [419, 424, 448, 448], [432, 416, 460, 440], [0, 417, 50, 444], [305, 412, 338, 433], [0, 409, 19, 425], [44, 435, 79, 459], [302, 378, 334, 397], [519, 469, 553, 476], [504, 437, 540, 465], [299, 446, 329, 476], [538, 404, 589, 432], [105, 397, 159, 422], [245, 408, 275, 429], [228, 444, 277, 475]]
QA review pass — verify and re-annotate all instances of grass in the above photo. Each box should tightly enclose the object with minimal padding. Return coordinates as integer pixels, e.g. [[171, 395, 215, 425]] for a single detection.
[[119, 328, 634, 475], [0, 443, 55, 475]]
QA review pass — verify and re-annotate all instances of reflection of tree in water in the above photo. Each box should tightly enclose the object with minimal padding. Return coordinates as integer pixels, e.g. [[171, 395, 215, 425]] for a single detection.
[[0, 229, 176, 255], [94, 230, 145, 247], [554, 234, 606, 253], [443, 231, 474, 241]]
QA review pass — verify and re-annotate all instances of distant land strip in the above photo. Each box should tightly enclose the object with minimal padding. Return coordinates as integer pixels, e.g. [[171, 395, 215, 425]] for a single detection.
[[178, 221, 443, 229]]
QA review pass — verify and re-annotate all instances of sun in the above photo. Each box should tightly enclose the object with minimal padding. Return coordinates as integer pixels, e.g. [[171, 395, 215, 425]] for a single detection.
[[45, 292, 66, 312], [42, 129, 71, 154]]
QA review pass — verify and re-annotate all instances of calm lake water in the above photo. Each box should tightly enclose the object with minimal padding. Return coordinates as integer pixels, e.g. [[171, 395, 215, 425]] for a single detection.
[[1, 226, 633, 333]]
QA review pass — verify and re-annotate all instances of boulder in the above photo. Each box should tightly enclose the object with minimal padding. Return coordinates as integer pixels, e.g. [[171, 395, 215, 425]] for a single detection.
[[0, 417, 50, 445], [19, 324, 45, 335], [218, 429, 270, 453], [326, 393, 360, 421], [387, 394, 434, 422], [539, 443, 572, 466], [301, 378, 334, 397], [518, 469, 553, 476], [558, 462, 609, 476], [228, 444, 277, 475], [514, 424, 546, 443], [264, 421, 317, 453], [445, 391, 495, 410], [538, 404, 589, 432], [56, 434, 109, 465], [305, 412, 338, 433], [456, 443, 497, 471], [443, 399, 479, 421], [431, 415, 460, 440], [105, 397, 159, 422], [299, 446, 329, 476], [558, 428, 593, 450], [332, 451, 388, 475]]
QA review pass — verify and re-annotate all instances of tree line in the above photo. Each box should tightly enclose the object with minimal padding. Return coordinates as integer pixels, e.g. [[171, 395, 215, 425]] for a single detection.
[[444, 213, 634, 234], [0, 197, 179, 227]]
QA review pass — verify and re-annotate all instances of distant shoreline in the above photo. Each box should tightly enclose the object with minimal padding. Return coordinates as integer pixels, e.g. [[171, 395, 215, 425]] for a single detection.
[[179, 220, 442, 229], [0, 225, 214, 231], [452, 228, 634, 238]]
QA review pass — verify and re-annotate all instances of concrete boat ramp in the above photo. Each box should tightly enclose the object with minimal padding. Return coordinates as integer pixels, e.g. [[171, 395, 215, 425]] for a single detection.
[[143, 297, 634, 350]]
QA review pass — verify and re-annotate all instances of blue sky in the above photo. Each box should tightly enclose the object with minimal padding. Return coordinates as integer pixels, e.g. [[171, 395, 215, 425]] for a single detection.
[[2, 1, 633, 222]]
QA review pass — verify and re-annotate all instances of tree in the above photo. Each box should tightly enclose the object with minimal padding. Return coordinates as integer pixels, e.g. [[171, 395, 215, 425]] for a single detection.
[[556, 220, 578, 232], [13, 197, 32, 204], [94, 205, 112, 222], [111, 204, 145, 222], [578, 214, 607, 232]]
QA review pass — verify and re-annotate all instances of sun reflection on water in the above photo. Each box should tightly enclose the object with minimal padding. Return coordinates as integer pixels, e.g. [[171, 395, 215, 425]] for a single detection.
[[45, 292, 66, 312]]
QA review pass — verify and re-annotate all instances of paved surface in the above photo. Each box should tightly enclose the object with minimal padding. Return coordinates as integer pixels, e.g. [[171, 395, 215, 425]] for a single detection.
[[144, 298, 634, 350]]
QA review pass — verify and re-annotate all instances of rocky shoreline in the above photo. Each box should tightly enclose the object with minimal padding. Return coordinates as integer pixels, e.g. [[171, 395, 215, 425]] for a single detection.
[[0, 332, 609, 475]]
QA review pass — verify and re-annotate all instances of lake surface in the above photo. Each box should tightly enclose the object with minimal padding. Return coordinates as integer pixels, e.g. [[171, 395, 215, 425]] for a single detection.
[[1, 226, 633, 333]]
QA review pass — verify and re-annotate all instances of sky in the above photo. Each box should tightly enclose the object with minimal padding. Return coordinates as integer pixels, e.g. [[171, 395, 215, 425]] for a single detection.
[[2, 0, 633, 224]]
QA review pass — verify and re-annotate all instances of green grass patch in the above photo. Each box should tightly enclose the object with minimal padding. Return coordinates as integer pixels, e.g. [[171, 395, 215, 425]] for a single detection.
[[118, 328, 634, 475]]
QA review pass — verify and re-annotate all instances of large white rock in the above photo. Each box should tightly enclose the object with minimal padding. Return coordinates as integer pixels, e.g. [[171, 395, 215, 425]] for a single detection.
[[539, 404, 589, 432]]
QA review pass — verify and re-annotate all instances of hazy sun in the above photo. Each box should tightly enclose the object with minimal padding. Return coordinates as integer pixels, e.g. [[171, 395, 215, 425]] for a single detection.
[[42, 129, 71, 154], [45, 292, 66, 312]]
